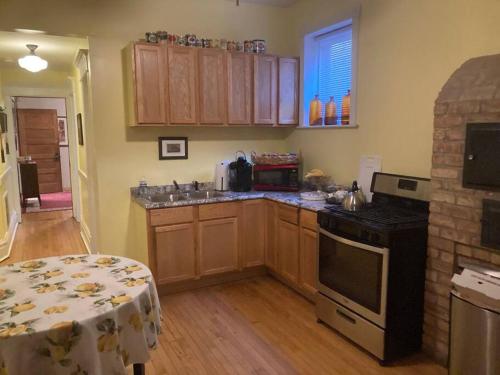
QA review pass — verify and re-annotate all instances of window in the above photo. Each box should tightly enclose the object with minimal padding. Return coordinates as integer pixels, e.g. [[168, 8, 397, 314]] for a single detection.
[[303, 19, 356, 127]]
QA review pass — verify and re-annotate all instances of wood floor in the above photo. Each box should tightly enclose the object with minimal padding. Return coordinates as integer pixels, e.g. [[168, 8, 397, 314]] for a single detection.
[[4, 211, 446, 375], [2, 210, 86, 264]]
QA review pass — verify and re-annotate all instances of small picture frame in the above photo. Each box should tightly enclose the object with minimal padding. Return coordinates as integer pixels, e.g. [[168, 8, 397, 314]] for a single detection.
[[58, 117, 68, 146], [77, 113, 84, 146], [158, 137, 188, 160]]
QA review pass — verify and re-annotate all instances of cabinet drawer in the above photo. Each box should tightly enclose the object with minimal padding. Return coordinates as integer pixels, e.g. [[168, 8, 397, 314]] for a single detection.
[[300, 209, 317, 231], [199, 202, 239, 221], [278, 203, 299, 224], [149, 206, 194, 226]]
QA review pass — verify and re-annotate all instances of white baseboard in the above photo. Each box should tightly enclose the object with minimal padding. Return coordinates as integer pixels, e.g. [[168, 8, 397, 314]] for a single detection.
[[0, 211, 19, 262]]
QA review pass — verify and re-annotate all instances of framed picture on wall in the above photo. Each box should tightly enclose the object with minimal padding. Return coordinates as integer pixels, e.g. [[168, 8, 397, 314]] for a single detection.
[[158, 137, 188, 160], [58, 117, 68, 146], [77, 113, 84, 146]]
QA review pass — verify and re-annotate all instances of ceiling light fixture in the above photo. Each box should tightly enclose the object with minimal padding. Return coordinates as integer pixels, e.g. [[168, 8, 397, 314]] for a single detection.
[[18, 44, 48, 73]]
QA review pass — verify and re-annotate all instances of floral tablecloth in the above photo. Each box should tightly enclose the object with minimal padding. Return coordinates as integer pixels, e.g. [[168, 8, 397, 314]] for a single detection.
[[0, 255, 161, 375]]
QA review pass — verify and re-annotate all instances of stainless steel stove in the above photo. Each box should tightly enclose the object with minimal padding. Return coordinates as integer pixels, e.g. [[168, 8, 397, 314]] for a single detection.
[[316, 172, 431, 364]]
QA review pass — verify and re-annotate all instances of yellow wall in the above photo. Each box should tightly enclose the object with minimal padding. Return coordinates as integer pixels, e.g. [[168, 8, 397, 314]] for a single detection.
[[286, 0, 500, 183], [0, 0, 293, 257], [0, 67, 71, 90]]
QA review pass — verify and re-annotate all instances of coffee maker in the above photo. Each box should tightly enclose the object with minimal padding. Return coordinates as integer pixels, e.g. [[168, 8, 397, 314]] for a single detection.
[[214, 160, 230, 191], [229, 152, 252, 192]]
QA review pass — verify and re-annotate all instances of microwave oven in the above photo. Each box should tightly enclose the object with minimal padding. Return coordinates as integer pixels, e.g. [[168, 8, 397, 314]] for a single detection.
[[253, 164, 299, 192]]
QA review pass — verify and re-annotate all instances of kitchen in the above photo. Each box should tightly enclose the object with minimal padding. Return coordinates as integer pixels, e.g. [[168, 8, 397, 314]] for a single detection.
[[0, 0, 499, 374]]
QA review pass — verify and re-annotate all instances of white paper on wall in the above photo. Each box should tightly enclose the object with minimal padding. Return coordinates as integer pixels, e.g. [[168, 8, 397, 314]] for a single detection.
[[358, 155, 382, 203]]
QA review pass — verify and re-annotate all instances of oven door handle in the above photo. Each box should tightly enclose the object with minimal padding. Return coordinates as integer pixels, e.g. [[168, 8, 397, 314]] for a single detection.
[[319, 228, 389, 255]]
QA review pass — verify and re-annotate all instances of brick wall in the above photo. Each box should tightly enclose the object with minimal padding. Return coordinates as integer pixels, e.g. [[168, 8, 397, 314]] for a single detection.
[[424, 54, 500, 364]]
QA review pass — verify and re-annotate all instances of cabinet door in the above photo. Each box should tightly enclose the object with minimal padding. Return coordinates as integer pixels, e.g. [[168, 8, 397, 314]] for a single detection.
[[167, 46, 198, 124], [134, 43, 167, 124], [254, 55, 278, 125], [155, 223, 196, 284], [278, 219, 299, 283], [242, 200, 266, 268], [199, 217, 238, 276], [265, 201, 278, 271], [278, 57, 299, 125], [227, 52, 252, 125], [198, 49, 227, 124], [300, 227, 318, 294]]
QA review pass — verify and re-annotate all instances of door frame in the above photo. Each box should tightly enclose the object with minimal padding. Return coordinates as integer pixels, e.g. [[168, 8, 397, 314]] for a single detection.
[[2, 87, 81, 225]]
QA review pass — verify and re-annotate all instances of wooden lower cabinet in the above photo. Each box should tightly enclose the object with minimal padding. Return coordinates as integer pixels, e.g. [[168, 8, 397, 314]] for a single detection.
[[155, 223, 196, 284], [299, 227, 318, 295], [198, 217, 239, 276], [242, 200, 266, 268], [265, 201, 278, 271], [278, 219, 300, 283]]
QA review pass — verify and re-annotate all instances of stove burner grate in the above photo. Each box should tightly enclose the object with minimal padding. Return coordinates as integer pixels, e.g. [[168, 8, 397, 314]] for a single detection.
[[326, 205, 428, 226]]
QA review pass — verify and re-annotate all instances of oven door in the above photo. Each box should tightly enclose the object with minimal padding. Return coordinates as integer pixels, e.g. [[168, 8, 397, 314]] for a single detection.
[[318, 228, 389, 328]]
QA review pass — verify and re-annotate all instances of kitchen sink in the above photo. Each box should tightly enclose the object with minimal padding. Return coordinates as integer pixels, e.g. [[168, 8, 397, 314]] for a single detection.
[[185, 190, 224, 200], [147, 193, 186, 203]]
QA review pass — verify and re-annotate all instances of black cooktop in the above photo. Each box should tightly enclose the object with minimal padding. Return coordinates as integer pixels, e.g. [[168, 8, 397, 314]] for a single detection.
[[325, 203, 429, 227]]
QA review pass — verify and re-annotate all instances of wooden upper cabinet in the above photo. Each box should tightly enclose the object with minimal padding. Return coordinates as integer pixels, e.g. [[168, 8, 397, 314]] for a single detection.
[[198, 49, 227, 124], [227, 53, 252, 125], [279, 57, 299, 125], [254, 55, 278, 125], [167, 46, 198, 124], [133, 43, 167, 124]]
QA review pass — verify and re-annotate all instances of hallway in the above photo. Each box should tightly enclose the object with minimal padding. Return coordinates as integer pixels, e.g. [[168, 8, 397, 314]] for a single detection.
[[2, 210, 86, 265]]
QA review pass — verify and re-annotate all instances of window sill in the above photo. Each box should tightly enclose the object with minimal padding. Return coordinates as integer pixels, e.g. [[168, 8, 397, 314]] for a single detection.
[[295, 124, 358, 130]]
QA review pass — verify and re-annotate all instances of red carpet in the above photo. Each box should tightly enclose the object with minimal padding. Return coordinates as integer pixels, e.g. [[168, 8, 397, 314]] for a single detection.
[[40, 192, 72, 209], [24, 192, 72, 213]]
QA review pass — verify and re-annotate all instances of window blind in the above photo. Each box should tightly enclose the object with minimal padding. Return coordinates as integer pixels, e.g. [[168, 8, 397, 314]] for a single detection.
[[316, 25, 352, 124]]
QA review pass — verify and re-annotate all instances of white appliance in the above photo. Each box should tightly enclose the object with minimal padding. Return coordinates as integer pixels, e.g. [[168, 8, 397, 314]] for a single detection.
[[214, 160, 230, 191]]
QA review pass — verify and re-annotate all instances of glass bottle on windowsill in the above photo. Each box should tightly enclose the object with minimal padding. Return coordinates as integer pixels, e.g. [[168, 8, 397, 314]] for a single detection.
[[341, 90, 351, 125], [309, 95, 323, 126], [325, 96, 338, 126]]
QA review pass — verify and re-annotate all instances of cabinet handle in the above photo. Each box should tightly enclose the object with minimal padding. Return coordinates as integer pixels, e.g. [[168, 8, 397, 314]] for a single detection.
[[336, 309, 356, 324]]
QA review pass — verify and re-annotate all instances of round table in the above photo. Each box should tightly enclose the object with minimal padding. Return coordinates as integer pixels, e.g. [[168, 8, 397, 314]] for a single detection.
[[0, 255, 161, 375]]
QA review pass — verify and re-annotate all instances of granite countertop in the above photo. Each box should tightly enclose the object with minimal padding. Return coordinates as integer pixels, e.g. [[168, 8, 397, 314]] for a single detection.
[[131, 184, 329, 212]]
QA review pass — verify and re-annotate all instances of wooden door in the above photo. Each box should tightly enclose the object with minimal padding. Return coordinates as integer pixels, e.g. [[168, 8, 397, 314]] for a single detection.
[[198, 49, 226, 124], [300, 227, 318, 294], [279, 57, 299, 125], [155, 223, 196, 284], [134, 43, 167, 124], [265, 201, 278, 271], [254, 55, 278, 125], [167, 46, 198, 124], [199, 217, 238, 276], [278, 219, 299, 283], [242, 200, 266, 268], [227, 52, 252, 125], [17, 109, 62, 194]]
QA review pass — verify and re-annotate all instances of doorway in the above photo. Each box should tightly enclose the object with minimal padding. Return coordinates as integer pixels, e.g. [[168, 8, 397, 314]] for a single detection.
[[15, 97, 73, 213]]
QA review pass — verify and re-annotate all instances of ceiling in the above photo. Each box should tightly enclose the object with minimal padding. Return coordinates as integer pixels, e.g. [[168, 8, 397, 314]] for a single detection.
[[0, 31, 88, 72], [228, 0, 299, 7]]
